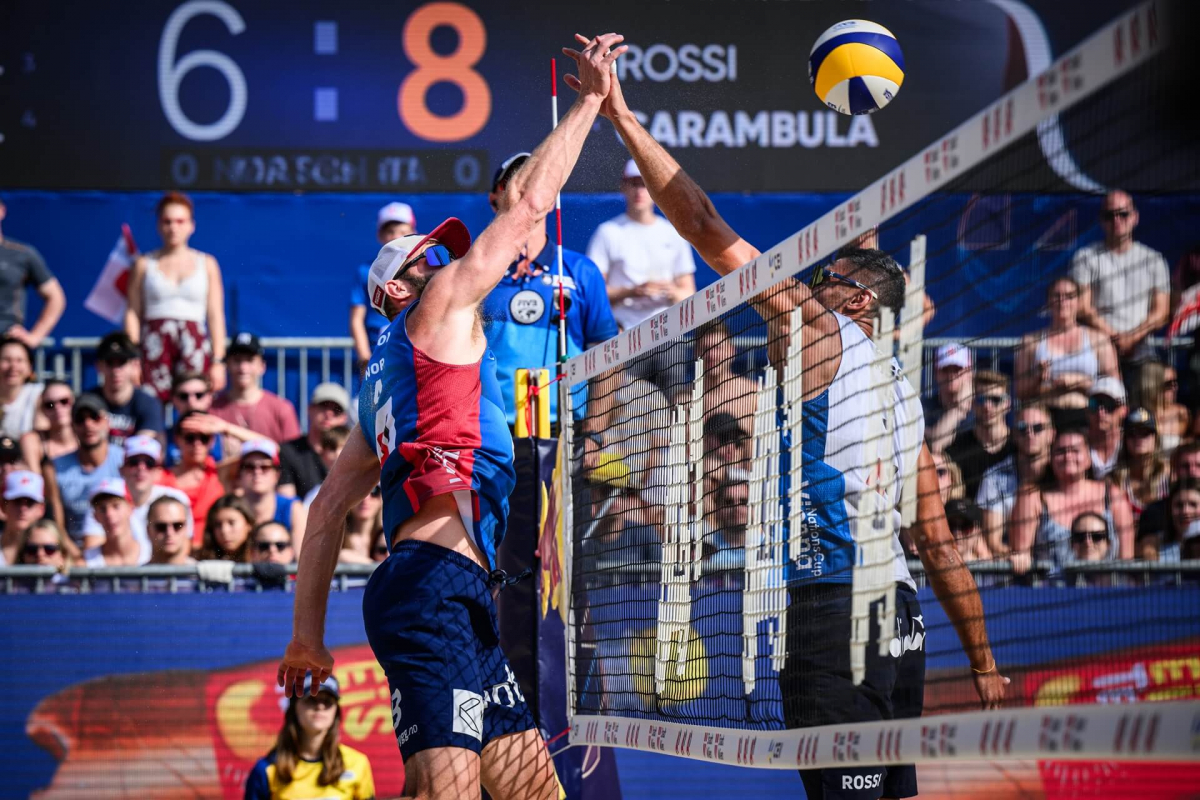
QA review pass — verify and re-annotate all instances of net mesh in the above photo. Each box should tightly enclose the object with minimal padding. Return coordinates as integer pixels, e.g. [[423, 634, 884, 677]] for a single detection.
[[560, 0, 1200, 765]]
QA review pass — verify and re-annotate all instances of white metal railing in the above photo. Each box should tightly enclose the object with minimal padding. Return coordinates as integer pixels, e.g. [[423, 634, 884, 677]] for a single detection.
[[31, 333, 1194, 418]]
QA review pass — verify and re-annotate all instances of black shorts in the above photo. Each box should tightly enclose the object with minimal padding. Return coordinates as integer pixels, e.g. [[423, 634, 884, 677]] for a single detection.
[[779, 582, 926, 800]]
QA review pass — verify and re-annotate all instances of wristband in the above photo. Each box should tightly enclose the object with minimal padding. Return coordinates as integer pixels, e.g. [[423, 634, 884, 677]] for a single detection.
[[971, 659, 996, 675]]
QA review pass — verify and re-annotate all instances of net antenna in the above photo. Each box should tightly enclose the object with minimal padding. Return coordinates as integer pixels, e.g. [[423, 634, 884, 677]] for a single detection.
[[655, 360, 706, 693]]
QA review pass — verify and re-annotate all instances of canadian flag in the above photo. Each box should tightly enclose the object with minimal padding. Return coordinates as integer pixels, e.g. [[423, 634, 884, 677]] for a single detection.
[[83, 224, 139, 324], [1167, 283, 1200, 341]]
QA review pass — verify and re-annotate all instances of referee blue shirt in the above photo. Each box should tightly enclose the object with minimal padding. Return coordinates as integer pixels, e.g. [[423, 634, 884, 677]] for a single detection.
[[482, 242, 617, 427]]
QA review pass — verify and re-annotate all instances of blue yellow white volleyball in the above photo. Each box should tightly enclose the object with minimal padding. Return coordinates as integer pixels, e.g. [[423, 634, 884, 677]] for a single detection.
[[809, 20, 905, 115]]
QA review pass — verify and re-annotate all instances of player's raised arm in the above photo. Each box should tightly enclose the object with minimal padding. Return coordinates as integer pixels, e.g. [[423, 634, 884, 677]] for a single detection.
[[566, 48, 820, 334], [911, 442, 1009, 709], [278, 424, 381, 697], [422, 34, 627, 317]]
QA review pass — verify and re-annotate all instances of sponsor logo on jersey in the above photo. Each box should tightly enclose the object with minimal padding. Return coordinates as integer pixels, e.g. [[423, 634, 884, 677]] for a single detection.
[[510, 290, 545, 324]]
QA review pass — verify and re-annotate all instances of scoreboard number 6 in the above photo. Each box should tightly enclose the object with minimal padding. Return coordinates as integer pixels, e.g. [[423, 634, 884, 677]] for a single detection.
[[399, 2, 491, 142], [158, 0, 248, 142]]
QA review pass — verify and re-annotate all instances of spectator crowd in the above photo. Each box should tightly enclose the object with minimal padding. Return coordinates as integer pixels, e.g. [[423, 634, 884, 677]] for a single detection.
[[1, 182, 1198, 589]]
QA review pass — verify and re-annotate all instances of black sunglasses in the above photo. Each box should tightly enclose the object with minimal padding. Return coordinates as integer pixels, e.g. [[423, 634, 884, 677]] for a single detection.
[[24, 543, 60, 556], [808, 262, 879, 299], [975, 394, 1007, 407], [182, 433, 212, 445], [1071, 530, 1108, 545], [43, 397, 73, 411], [1101, 209, 1132, 221], [256, 540, 291, 553], [1089, 397, 1121, 413], [152, 521, 187, 534], [73, 410, 102, 424], [1015, 421, 1048, 435], [175, 390, 209, 401]]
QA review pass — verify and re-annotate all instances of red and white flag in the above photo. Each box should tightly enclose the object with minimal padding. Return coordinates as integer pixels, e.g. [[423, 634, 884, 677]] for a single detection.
[[84, 224, 139, 324], [1167, 283, 1200, 341]]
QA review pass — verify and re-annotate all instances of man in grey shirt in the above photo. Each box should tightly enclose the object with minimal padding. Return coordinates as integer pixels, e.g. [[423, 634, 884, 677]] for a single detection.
[[1071, 190, 1169, 367], [0, 196, 66, 347]]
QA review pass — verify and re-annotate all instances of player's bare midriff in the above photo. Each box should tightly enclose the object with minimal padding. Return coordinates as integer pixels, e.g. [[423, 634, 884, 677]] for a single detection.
[[390, 492, 490, 569]]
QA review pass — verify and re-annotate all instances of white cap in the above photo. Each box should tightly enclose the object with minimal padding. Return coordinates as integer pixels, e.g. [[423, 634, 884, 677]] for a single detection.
[[1090, 376, 1127, 405], [377, 202, 415, 231], [365, 218, 473, 316], [311, 382, 350, 411], [935, 342, 972, 371], [89, 477, 128, 504], [123, 434, 163, 465], [4, 470, 44, 503], [623, 159, 641, 180], [240, 439, 279, 463]]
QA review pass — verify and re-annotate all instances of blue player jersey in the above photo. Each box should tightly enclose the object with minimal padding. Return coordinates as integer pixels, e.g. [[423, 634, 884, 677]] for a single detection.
[[480, 242, 617, 426], [358, 303, 516, 569]]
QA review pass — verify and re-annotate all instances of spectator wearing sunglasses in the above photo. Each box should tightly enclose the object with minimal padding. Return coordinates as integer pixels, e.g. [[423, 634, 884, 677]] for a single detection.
[[147, 494, 195, 565], [1133, 361, 1190, 454], [15, 519, 70, 571], [1067, 511, 1120, 586], [945, 498, 991, 564], [1015, 277, 1119, 412], [0, 335, 43, 440], [250, 520, 294, 566], [0, 470, 46, 564], [946, 370, 1014, 505], [164, 371, 257, 468], [1087, 377, 1127, 479], [1113, 408, 1171, 524], [339, 484, 383, 564], [1071, 191, 1169, 376], [1010, 429, 1134, 576], [237, 439, 307, 552], [976, 403, 1054, 558], [19, 379, 77, 468], [302, 425, 351, 509], [52, 393, 124, 543], [82, 478, 150, 566], [171, 410, 229, 540], [279, 383, 350, 500]]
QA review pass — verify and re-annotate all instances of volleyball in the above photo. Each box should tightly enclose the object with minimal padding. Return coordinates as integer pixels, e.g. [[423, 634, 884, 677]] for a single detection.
[[808, 19, 905, 115]]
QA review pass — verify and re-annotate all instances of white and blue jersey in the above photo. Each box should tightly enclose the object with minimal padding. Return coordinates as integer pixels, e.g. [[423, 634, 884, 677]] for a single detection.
[[480, 243, 617, 426], [785, 312, 923, 587]]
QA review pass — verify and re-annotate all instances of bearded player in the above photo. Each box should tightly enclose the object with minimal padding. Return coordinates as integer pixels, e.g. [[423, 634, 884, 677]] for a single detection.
[[278, 34, 627, 800], [562, 41, 1008, 800]]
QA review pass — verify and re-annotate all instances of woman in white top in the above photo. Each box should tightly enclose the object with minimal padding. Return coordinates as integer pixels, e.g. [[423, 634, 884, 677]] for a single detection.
[[0, 337, 44, 439], [125, 191, 227, 401]]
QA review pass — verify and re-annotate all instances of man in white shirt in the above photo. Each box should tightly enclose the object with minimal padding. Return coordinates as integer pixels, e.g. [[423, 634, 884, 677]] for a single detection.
[[1087, 377, 1127, 479], [1071, 190, 1170, 367], [588, 159, 698, 398], [83, 478, 150, 566]]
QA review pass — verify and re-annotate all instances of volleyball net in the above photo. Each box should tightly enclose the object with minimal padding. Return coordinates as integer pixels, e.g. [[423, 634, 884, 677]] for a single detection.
[[552, 0, 1200, 773]]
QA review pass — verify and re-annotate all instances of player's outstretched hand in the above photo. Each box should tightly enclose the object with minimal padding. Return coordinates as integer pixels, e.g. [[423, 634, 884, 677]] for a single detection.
[[563, 33, 631, 122], [973, 667, 1010, 710], [277, 638, 335, 697], [561, 33, 627, 106]]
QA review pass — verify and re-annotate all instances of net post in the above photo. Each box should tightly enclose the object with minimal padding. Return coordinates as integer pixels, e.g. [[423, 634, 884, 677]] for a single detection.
[[560, 377, 576, 717], [515, 369, 531, 439]]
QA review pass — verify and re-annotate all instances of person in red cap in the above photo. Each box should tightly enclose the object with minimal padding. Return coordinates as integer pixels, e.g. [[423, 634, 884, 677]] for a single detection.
[[280, 33, 627, 800]]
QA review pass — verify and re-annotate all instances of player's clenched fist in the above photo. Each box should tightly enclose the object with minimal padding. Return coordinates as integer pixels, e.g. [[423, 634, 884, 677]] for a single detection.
[[560, 33, 628, 103]]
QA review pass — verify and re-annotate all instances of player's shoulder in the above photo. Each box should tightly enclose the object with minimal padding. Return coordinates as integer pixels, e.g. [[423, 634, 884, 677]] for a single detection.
[[0, 237, 35, 255]]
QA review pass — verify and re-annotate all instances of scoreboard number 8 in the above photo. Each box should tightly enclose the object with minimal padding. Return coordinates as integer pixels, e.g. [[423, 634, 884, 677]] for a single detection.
[[399, 2, 491, 142]]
